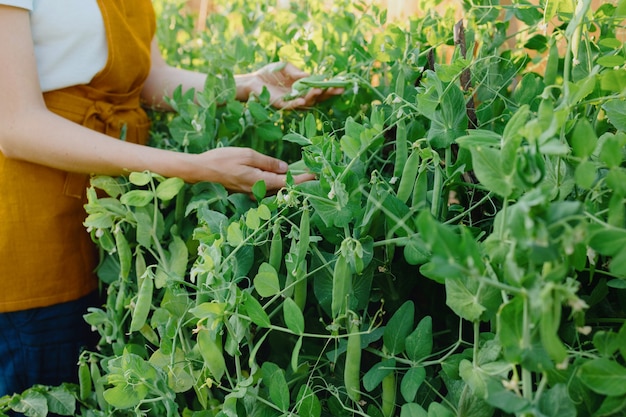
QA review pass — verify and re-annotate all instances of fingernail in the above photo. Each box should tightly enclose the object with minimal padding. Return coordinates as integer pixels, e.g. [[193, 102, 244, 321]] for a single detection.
[[279, 161, 288, 172]]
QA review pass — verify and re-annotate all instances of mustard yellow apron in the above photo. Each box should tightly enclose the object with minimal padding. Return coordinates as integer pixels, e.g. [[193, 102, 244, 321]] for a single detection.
[[0, 0, 156, 312]]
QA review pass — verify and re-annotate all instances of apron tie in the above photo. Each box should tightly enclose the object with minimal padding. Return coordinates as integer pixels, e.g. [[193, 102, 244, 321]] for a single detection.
[[83, 99, 139, 138]]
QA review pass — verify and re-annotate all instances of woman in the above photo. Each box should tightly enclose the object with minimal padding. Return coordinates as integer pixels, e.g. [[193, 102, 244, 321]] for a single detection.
[[0, 0, 337, 397]]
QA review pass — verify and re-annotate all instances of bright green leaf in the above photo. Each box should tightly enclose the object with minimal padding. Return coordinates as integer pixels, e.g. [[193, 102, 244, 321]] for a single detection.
[[155, 177, 184, 201], [383, 301, 414, 355], [579, 358, 626, 396], [283, 297, 305, 335], [405, 316, 433, 362], [254, 262, 280, 297], [400, 367, 426, 403], [400, 403, 428, 417], [120, 189, 154, 207], [243, 292, 271, 328]]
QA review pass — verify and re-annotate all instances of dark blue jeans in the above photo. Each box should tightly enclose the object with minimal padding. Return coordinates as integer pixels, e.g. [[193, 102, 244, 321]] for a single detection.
[[0, 292, 100, 398]]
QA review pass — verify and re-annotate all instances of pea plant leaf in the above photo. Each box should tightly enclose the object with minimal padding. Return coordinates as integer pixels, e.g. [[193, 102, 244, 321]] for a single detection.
[[405, 316, 433, 362], [243, 291, 271, 328], [383, 300, 414, 355], [579, 358, 626, 396], [283, 297, 305, 335], [254, 262, 280, 298]]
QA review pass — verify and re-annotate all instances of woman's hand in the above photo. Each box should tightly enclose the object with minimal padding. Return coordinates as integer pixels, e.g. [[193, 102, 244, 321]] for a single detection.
[[237, 62, 343, 109], [190, 146, 315, 194]]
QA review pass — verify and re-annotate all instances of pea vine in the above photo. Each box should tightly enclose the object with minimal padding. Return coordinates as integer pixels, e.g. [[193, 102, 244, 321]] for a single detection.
[[2, 0, 626, 416]]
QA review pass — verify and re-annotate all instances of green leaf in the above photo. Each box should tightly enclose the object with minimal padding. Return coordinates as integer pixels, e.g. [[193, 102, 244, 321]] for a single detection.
[[574, 160, 597, 189], [10, 391, 47, 417], [597, 55, 626, 67], [600, 133, 626, 168], [296, 385, 322, 417], [226, 222, 244, 246], [400, 367, 426, 403], [340, 135, 361, 159], [427, 402, 456, 417], [283, 297, 305, 335], [595, 393, 626, 417], [579, 358, 626, 396], [363, 358, 395, 392], [570, 118, 598, 158], [252, 180, 267, 202], [610, 246, 626, 277], [129, 171, 153, 186], [245, 209, 260, 230], [155, 177, 184, 201], [484, 377, 531, 414], [603, 100, 626, 131], [268, 368, 290, 411], [120, 189, 154, 207], [593, 330, 621, 357], [283, 133, 312, 146], [589, 228, 626, 256], [405, 316, 433, 362], [445, 278, 485, 322], [467, 146, 512, 197], [103, 383, 147, 409], [243, 292, 271, 328], [383, 301, 414, 355], [254, 262, 280, 297], [400, 403, 428, 417], [498, 297, 524, 363], [43, 386, 76, 416]]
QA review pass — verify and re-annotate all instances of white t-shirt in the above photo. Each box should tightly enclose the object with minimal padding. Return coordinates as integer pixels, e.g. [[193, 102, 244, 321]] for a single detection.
[[1, 0, 107, 92]]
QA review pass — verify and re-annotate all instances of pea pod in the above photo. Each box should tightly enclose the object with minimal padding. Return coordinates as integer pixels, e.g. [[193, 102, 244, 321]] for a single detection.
[[344, 313, 361, 402], [78, 360, 92, 401], [268, 221, 283, 272], [396, 148, 420, 204], [114, 228, 131, 280], [284, 74, 355, 100], [393, 119, 408, 179], [381, 371, 396, 417], [294, 206, 310, 310], [331, 254, 352, 319], [90, 358, 106, 410], [129, 270, 153, 333], [197, 328, 226, 381]]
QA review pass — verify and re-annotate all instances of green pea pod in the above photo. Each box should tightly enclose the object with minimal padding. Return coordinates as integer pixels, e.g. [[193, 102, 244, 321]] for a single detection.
[[269, 221, 283, 272], [78, 360, 92, 401], [393, 119, 408, 179], [396, 149, 420, 204], [114, 229, 131, 280], [197, 328, 226, 381], [293, 261, 307, 312], [331, 254, 352, 319], [411, 169, 428, 209], [344, 313, 361, 402], [90, 359, 106, 410], [284, 74, 354, 100], [293, 206, 310, 310], [381, 371, 396, 417], [297, 205, 310, 264], [129, 271, 153, 333]]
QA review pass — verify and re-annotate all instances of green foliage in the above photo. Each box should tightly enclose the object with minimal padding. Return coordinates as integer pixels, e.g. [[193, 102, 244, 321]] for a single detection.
[[4, 0, 626, 416]]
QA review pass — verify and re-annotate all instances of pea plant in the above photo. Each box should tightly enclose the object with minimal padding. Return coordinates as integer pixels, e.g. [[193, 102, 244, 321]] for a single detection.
[[2, 0, 626, 416]]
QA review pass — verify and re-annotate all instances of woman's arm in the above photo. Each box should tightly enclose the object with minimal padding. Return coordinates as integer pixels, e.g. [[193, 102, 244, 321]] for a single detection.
[[0, 6, 312, 193], [142, 38, 341, 110]]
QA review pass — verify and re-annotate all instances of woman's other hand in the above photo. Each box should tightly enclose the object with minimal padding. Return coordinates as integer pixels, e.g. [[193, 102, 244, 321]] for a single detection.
[[237, 62, 343, 109]]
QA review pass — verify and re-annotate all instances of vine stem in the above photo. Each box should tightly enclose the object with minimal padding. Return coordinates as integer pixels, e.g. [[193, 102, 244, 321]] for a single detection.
[[522, 292, 532, 401]]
